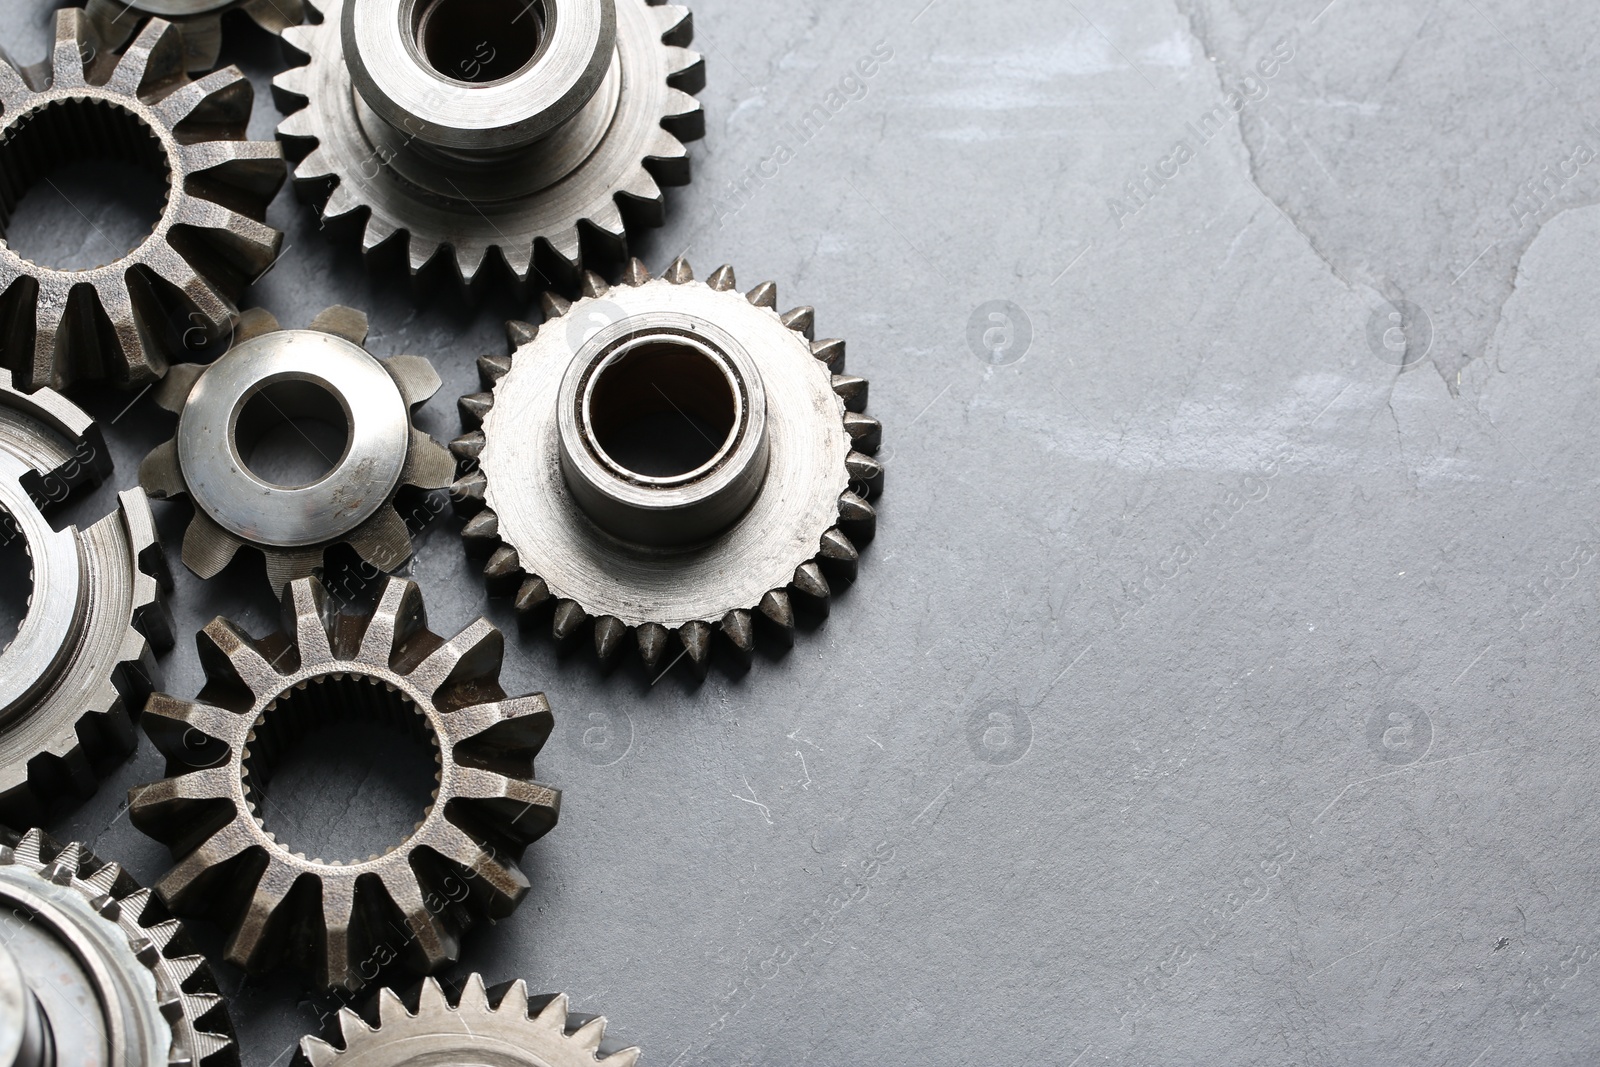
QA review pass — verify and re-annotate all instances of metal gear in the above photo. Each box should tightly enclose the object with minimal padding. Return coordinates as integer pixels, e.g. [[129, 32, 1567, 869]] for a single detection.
[[0, 373, 172, 829], [299, 976, 639, 1067], [86, 0, 308, 74], [138, 305, 456, 591], [273, 0, 704, 297], [448, 257, 884, 675], [0, 827, 238, 1067], [128, 575, 562, 992], [0, 11, 285, 392]]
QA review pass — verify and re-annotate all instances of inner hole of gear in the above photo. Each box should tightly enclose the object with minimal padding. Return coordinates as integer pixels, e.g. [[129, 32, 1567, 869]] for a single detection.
[[234, 378, 353, 488], [242, 674, 441, 864], [0, 98, 170, 271], [0, 506, 28, 654], [588, 340, 737, 479], [414, 0, 547, 85], [0, 905, 108, 1066]]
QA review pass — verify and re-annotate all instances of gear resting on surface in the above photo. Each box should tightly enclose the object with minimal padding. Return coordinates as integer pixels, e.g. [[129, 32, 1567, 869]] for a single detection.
[[0, 373, 171, 828], [87, 0, 308, 74], [0, 11, 284, 392], [299, 976, 640, 1067], [129, 575, 562, 992], [274, 0, 705, 297], [139, 305, 456, 591], [0, 827, 238, 1067], [450, 257, 884, 675]]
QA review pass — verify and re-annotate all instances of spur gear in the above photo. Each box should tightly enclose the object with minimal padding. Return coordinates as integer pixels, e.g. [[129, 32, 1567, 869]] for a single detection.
[[273, 0, 704, 297], [0, 827, 238, 1067], [86, 0, 308, 74], [0, 11, 284, 392], [0, 373, 171, 829], [138, 305, 456, 591], [449, 257, 884, 675], [299, 976, 640, 1067], [128, 575, 562, 992]]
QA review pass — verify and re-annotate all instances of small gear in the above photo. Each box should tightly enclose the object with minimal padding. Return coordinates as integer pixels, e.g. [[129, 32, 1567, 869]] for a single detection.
[[86, 0, 308, 74], [273, 0, 704, 297], [0, 372, 171, 828], [129, 575, 562, 992], [449, 257, 884, 675], [0, 827, 238, 1067], [139, 305, 456, 591], [299, 976, 639, 1067], [0, 11, 284, 392]]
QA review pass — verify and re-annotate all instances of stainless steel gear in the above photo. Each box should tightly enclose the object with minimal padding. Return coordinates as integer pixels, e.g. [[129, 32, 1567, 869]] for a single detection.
[[0, 827, 238, 1067], [449, 257, 884, 675], [0, 373, 172, 829], [273, 0, 704, 297], [128, 575, 562, 992], [0, 11, 285, 392], [138, 305, 456, 591], [87, 0, 308, 74], [299, 976, 638, 1067]]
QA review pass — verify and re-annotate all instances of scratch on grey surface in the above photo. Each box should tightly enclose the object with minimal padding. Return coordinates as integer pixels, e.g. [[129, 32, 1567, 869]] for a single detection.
[[732, 775, 774, 824], [912, 781, 954, 825], [1307, 913, 1438, 977], [795, 750, 812, 789], [1313, 747, 1506, 823]]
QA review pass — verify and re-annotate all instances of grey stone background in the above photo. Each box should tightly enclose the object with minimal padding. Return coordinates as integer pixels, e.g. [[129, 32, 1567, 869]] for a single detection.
[[4, 0, 1600, 1063]]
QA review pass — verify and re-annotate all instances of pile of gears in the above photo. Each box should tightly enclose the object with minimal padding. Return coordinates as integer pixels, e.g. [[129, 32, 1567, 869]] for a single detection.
[[0, 1, 883, 1063]]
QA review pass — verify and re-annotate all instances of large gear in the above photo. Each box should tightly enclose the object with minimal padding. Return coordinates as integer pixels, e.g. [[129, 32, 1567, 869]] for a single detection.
[[299, 976, 640, 1067], [0, 373, 171, 828], [87, 0, 308, 74], [128, 575, 562, 992], [449, 257, 884, 675], [0, 11, 284, 392], [273, 0, 704, 297], [138, 305, 456, 591], [0, 827, 238, 1067]]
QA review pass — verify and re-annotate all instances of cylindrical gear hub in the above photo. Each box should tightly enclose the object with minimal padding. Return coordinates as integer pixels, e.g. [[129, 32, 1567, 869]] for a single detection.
[[273, 0, 705, 296]]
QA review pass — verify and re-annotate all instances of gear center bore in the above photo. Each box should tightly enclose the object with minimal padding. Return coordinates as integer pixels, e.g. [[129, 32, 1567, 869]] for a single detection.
[[413, 0, 548, 85], [242, 674, 441, 864], [234, 377, 354, 488], [0, 97, 172, 271], [0, 505, 30, 653]]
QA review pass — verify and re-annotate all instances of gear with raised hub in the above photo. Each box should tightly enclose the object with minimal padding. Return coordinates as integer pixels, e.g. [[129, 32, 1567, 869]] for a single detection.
[[0, 11, 284, 392], [128, 575, 562, 992], [299, 976, 640, 1067], [0, 827, 238, 1067], [0, 372, 172, 828], [86, 0, 308, 74], [138, 305, 456, 591], [448, 257, 884, 676], [273, 0, 704, 298]]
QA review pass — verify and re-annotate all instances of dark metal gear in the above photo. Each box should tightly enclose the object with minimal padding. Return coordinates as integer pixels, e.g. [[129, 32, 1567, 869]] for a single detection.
[[87, 0, 308, 74], [128, 575, 562, 992], [0, 11, 284, 392], [450, 257, 884, 676], [0, 827, 238, 1067]]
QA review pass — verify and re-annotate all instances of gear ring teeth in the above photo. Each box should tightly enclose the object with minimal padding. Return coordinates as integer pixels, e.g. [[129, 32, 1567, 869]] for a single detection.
[[455, 257, 885, 676], [0, 13, 284, 392], [88, 0, 309, 74], [130, 576, 561, 992], [140, 305, 454, 592]]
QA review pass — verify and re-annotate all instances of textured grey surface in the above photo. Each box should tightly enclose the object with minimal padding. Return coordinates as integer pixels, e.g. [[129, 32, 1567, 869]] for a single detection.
[[4, 0, 1600, 1063]]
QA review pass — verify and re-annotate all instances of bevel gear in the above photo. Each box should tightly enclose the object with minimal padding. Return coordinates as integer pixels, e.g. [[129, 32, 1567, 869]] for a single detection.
[[138, 305, 456, 591], [299, 976, 639, 1067], [128, 575, 562, 992], [273, 0, 704, 297], [0, 11, 284, 392], [0, 372, 171, 829], [87, 0, 308, 74], [0, 827, 238, 1067], [449, 257, 884, 676]]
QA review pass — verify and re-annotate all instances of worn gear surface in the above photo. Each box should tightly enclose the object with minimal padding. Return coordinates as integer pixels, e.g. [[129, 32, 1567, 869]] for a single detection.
[[0, 11, 284, 391], [299, 976, 639, 1067], [273, 0, 704, 296], [449, 257, 884, 675], [0, 827, 238, 1067], [0, 373, 171, 828], [128, 575, 562, 992], [139, 305, 456, 591], [86, 0, 308, 74]]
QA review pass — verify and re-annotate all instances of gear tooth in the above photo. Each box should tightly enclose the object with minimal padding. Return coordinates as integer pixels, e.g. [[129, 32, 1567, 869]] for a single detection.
[[793, 560, 831, 602], [721, 609, 755, 654], [636, 622, 671, 671], [746, 281, 778, 308], [758, 589, 796, 645], [677, 621, 712, 676], [552, 600, 589, 641], [811, 338, 847, 374], [572, 1016, 607, 1051], [15, 829, 46, 865], [707, 265, 737, 291], [85, 859, 123, 895], [450, 469, 489, 514], [505, 319, 538, 349], [300, 1035, 340, 1067], [450, 429, 487, 464], [818, 527, 860, 582], [621, 258, 651, 286], [461, 509, 501, 556], [664, 256, 694, 284], [587, 199, 628, 242], [844, 411, 883, 454], [307, 305, 369, 344], [458, 391, 495, 429], [606, 1048, 643, 1067], [496, 978, 531, 1017], [666, 46, 706, 92], [44, 841, 86, 882], [284, 576, 337, 666], [514, 575, 553, 616], [837, 491, 877, 544], [337, 1006, 372, 1043], [846, 451, 886, 499], [653, 3, 694, 45], [417, 976, 452, 1015], [539, 291, 573, 320], [460, 972, 492, 1013], [581, 271, 611, 299], [593, 616, 628, 661], [532, 992, 569, 1032], [831, 374, 869, 412], [483, 545, 523, 595], [781, 306, 816, 339]]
